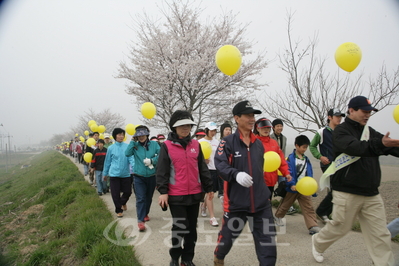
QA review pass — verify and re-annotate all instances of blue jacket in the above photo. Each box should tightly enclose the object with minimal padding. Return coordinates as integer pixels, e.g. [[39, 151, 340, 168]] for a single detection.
[[215, 129, 271, 213], [285, 149, 314, 194], [103, 141, 131, 178], [125, 140, 160, 177]]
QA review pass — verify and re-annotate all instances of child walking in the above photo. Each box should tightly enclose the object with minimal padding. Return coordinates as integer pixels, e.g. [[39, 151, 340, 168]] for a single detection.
[[274, 135, 320, 235]]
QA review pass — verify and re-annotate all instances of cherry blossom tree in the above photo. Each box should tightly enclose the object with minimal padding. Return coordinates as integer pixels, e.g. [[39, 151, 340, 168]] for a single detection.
[[117, 0, 267, 131]]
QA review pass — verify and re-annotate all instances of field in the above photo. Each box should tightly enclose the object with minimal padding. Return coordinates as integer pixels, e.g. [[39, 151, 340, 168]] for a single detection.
[[0, 151, 141, 266]]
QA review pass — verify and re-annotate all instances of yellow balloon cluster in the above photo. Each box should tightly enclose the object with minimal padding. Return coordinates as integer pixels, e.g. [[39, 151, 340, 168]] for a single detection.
[[296, 176, 318, 196], [125, 124, 136, 135], [263, 151, 281, 172], [200, 141, 212, 159], [84, 152, 93, 163], [215, 45, 242, 76], [335, 42, 362, 72], [141, 102, 156, 119]]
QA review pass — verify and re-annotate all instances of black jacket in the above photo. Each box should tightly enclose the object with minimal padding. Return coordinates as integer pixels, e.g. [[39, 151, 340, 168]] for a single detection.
[[331, 117, 399, 196], [215, 130, 271, 213]]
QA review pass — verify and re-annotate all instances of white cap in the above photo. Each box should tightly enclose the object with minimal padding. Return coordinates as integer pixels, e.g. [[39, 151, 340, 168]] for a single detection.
[[104, 133, 110, 139], [205, 122, 217, 130], [172, 119, 196, 127]]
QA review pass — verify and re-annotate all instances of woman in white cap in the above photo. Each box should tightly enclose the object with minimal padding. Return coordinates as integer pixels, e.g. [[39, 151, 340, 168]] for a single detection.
[[198, 122, 220, 226], [157, 110, 213, 266]]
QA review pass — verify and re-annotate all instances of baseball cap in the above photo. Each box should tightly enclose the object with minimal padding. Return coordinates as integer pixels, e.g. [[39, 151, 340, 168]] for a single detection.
[[157, 134, 166, 140], [256, 118, 272, 128], [104, 133, 110, 139], [133, 128, 150, 137], [328, 108, 345, 117], [205, 122, 217, 130], [232, 100, 262, 116], [348, 96, 378, 112]]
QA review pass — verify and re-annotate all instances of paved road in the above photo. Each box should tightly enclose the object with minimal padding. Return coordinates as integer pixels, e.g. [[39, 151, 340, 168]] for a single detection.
[[68, 156, 399, 265]]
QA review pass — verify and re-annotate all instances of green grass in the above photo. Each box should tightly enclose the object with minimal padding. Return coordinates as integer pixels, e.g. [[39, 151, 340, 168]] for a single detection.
[[0, 151, 141, 266]]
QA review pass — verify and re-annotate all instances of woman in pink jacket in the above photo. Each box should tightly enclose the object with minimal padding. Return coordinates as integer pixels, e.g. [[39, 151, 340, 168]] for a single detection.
[[157, 110, 214, 266]]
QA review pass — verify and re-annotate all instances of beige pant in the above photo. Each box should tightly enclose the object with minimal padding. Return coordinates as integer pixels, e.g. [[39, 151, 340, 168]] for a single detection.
[[314, 190, 394, 266], [275, 191, 318, 229]]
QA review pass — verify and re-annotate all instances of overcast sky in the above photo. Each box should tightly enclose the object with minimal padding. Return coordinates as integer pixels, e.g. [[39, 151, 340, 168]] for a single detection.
[[1, 0, 399, 148]]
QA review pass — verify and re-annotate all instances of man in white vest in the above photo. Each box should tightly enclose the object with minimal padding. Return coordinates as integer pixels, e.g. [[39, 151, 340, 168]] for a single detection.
[[312, 96, 399, 265]]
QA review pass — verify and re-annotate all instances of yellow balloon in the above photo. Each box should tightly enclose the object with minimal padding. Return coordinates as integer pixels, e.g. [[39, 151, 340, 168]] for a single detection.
[[99, 133, 104, 139], [88, 120, 96, 127], [200, 141, 212, 160], [263, 151, 281, 172], [84, 152, 93, 163], [90, 124, 98, 132], [75, 133, 78, 137], [98, 125, 106, 133], [393, 105, 399, 124], [296, 176, 318, 196], [84, 130, 89, 136], [79, 136, 85, 142], [86, 138, 96, 147], [335, 42, 362, 72], [141, 102, 156, 119], [215, 45, 242, 76], [125, 123, 136, 135]]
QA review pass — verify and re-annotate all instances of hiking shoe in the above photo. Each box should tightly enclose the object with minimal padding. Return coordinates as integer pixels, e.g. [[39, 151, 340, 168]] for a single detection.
[[286, 206, 297, 215], [117, 213, 123, 218], [317, 214, 330, 224], [122, 205, 127, 211], [169, 259, 179, 266], [309, 226, 320, 235], [181, 261, 195, 266], [274, 217, 285, 226], [210, 217, 219, 227], [138, 222, 146, 232], [214, 256, 224, 266], [312, 234, 324, 262], [201, 204, 207, 217], [144, 215, 150, 222]]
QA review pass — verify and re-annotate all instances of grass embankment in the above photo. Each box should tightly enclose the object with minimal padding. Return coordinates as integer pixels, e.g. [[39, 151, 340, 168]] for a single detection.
[[0, 151, 141, 266]]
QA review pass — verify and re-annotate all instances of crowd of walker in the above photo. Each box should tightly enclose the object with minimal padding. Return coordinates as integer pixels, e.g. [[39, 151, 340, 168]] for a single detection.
[[56, 96, 399, 266]]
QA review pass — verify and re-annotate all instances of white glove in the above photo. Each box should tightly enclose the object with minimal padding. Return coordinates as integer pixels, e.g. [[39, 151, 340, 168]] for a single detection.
[[143, 158, 151, 166], [148, 164, 154, 169], [236, 172, 253, 188]]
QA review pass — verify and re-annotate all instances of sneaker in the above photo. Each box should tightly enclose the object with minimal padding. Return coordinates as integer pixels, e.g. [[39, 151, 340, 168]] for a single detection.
[[312, 234, 324, 262], [317, 214, 330, 224], [144, 215, 150, 222], [169, 259, 179, 266], [274, 217, 285, 226], [138, 222, 146, 232], [180, 261, 196, 266], [200, 204, 207, 217], [117, 213, 123, 218], [309, 226, 320, 235], [98, 192, 103, 196], [122, 205, 127, 211], [286, 206, 297, 215], [210, 217, 219, 227]]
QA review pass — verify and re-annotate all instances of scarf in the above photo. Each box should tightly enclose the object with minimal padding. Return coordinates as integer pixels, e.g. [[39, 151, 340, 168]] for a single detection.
[[168, 132, 191, 149]]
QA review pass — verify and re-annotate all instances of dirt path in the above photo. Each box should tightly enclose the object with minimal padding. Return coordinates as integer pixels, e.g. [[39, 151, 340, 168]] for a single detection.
[[67, 155, 399, 266]]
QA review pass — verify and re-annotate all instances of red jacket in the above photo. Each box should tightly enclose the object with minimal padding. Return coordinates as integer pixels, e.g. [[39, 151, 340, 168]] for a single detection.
[[256, 135, 289, 186]]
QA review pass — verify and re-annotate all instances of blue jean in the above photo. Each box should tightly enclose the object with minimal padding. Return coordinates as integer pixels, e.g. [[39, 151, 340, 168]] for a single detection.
[[387, 217, 399, 238], [83, 164, 89, 176], [95, 170, 107, 194], [134, 175, 156, 222]]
